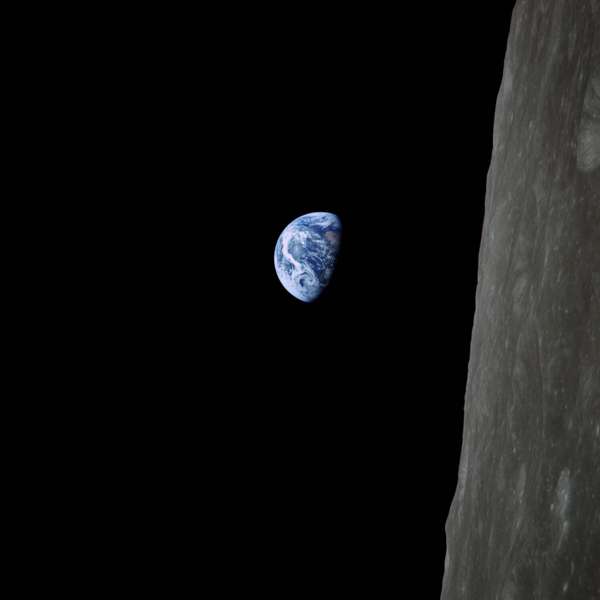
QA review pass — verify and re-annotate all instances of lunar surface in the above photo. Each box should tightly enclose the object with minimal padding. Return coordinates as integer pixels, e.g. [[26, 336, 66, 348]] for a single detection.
[[441, 1, 600, 598]]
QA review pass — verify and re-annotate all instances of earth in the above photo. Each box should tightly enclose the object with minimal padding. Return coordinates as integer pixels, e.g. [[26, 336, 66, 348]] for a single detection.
[[274, 212, 342, 302]]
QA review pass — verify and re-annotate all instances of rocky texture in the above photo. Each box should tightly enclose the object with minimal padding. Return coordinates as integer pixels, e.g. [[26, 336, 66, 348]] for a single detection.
[[441, 1, 600, 598]]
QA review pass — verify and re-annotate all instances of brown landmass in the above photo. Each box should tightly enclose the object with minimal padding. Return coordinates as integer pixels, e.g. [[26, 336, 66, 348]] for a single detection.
[[324, 231, 340, 247]]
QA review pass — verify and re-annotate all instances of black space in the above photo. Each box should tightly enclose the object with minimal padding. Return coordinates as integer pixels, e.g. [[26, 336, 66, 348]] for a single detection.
[[202, 2, 517, 594], [112, 1, 517, 594]]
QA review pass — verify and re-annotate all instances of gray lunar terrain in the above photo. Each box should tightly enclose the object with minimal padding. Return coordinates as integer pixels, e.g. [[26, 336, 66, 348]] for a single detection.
[[441, 1, 600, 599]]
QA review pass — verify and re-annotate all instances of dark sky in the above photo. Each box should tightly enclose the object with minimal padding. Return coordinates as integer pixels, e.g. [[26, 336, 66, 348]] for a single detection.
[[72, 2, 521, 592], [214, 1, 517, 595]]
